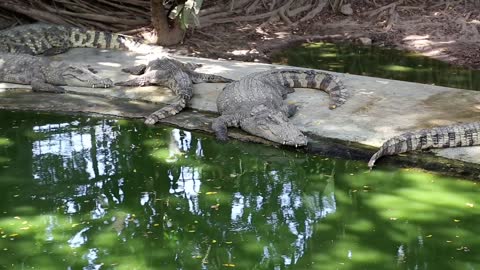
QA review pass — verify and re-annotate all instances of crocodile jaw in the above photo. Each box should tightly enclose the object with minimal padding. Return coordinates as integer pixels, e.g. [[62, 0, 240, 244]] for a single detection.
[[57, 63, 113, 88], [240, 109, 308, 146]]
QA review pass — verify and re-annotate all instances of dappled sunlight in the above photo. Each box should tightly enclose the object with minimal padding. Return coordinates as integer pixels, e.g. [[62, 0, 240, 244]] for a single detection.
[[0, 137, 12, 147], [97, 61, 122, 67], [381, 64, 415, 72]]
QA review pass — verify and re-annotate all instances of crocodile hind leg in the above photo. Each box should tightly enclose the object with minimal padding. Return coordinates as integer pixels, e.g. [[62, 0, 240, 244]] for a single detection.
[[121, 64, 147, 75], [144, 95, 188, 125], [115, 70, 168, 86], [42, 46, 70, 56], [190, 72, 233, 83], [211, 114, 239, 141]]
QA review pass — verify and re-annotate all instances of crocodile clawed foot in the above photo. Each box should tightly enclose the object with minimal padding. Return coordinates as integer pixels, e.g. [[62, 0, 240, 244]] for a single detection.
[[144, 117, 158, 125], [214, 134, 229, 143]]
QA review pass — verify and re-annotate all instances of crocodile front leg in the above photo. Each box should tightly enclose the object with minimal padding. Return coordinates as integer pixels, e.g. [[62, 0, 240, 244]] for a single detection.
[[282, 104, 298, 117], [211, 114, 240, 141], [31, 79, 65, 93]]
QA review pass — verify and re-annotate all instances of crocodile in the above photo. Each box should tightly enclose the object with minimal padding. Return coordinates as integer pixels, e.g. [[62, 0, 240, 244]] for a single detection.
[[368, 122, 480, 168], [212, 69, 348, 146], [115, 58, 233, 124], [0, 23, 163, 56], [0, 52, 113, 92]]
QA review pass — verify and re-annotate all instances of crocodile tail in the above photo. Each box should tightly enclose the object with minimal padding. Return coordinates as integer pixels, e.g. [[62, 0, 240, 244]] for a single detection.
[[259, 69, 348, 109], [68, 28, 162, 54], [368, 122, 480, 168], [144, 95, 188, 125]]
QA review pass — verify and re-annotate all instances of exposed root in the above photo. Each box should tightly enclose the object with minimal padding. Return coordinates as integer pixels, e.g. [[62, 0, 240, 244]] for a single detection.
[[199, 0, 328, 29]]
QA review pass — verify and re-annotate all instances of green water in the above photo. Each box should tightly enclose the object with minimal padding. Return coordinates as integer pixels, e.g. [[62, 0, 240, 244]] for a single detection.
[[1, 110, 480, 269], [273, 42, 480, 91]]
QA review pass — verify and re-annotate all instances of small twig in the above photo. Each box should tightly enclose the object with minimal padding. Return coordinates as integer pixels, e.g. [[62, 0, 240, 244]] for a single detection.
[[201, 245, 212, 265]]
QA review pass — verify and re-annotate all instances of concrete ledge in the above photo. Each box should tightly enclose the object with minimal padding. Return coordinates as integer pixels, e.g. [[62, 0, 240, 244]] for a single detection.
[[1, 48, 480, 180]]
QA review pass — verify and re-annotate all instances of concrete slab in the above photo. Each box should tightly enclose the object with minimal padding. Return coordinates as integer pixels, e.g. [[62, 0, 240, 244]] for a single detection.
[[1, 48, 480, 169]]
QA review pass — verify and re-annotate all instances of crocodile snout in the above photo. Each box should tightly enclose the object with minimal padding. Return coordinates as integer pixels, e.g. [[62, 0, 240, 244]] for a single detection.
[[92, 78, 114, 88]]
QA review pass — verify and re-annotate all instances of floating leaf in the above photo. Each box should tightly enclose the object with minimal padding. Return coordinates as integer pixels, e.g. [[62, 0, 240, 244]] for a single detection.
[[222, 264, 236, 267], [466, 203, 474, 208], [205, 192, 217, 195], [212, 240, 217, 243]]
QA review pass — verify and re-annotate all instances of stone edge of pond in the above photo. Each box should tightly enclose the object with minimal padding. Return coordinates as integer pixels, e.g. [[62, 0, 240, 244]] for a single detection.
[[1, 94, 479, 181]]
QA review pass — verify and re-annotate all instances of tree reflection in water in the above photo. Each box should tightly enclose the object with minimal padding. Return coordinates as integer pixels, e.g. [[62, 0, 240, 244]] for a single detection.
[[0, 111, 480, 270]]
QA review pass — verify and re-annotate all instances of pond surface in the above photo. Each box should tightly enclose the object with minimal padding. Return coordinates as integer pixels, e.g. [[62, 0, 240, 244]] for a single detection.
[[0, 110, 480, 269], [273, 42, 480, 91]]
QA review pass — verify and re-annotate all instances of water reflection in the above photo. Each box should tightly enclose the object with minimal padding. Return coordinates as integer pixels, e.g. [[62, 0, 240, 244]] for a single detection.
[[0, 111, 479, 269], [273, 42, 480, 91]]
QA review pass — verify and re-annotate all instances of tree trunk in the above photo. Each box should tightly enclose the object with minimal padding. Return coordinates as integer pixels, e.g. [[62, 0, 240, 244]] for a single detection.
[[150, 0, 185, 46]]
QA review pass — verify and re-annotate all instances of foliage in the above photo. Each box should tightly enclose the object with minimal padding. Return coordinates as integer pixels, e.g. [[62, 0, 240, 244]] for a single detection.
[[170, 0, 204, 29]]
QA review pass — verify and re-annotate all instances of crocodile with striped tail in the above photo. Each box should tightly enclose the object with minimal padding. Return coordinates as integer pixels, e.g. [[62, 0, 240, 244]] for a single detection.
[[0, 23, 164, 56], [115, 57, 233, 125], [212, 69, 348, 145], [0, 23, 165, 91], [368, 122, 480, 168]]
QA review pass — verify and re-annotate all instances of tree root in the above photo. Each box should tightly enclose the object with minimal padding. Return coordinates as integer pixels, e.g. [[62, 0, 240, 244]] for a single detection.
[[200, 0, 328, 28]]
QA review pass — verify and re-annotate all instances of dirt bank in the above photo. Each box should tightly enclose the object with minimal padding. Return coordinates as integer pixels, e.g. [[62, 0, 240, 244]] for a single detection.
[[174, 1, 480, 70]]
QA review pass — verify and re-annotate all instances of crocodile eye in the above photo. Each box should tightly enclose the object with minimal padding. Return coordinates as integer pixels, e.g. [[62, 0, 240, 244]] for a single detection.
[[267, 114, 282, 124], [68, 67, 84, 74]]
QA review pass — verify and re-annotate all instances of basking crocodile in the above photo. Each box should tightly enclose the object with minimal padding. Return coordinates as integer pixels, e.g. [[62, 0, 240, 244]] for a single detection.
[[212, 69, 348, 145], [368, 122, 480, 168], [115, 58, 233, 125], [0, 53, 112, 92], [0, 23, 163, 56]]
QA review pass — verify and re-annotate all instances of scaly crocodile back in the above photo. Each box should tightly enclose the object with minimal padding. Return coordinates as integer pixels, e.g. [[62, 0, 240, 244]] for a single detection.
[[252, 69, 348, 109], [368, 122, 480, 168], [0, 23, 153, 55]]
